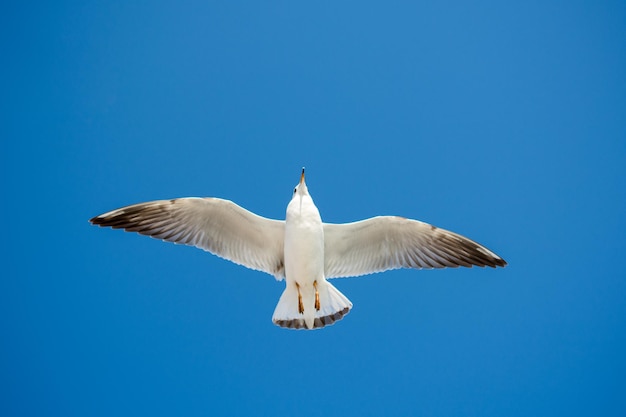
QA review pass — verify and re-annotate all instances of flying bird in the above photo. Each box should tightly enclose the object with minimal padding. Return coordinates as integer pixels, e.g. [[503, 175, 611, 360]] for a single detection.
[[90, 169, 506, 330]]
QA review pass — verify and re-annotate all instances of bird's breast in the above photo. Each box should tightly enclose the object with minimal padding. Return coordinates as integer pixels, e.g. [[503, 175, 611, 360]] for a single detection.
[[284, 218, 324, 286]]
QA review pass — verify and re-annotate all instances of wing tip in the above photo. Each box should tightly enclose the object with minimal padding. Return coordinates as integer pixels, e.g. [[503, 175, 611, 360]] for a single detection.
[[475, 254, 507, 268], [494, 257, 508, 268], [89, 215, 103, 226], [88, 213, 126, 229]]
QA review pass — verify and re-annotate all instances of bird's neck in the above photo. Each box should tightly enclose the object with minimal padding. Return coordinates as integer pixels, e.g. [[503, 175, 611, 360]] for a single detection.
[[286, 196, 321, 225]]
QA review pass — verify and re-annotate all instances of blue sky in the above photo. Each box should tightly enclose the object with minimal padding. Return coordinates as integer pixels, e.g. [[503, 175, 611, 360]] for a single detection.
[[2, 1, 625, 416]]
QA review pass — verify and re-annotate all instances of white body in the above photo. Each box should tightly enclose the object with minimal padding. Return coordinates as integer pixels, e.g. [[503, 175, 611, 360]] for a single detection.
[[272, 175, 352, 329]]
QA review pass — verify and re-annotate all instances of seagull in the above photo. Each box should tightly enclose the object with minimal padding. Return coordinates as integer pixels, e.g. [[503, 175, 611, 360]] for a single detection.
[[90, 169, 506, 330]]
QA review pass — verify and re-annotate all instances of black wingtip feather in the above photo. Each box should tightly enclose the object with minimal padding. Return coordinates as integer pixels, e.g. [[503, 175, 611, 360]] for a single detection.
[[89, 216, 103, 226]]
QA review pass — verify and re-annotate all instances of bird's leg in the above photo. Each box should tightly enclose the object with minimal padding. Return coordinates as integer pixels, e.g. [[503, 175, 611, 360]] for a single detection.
[[296, 283, 304, 314], [314, 280, 320, 311]]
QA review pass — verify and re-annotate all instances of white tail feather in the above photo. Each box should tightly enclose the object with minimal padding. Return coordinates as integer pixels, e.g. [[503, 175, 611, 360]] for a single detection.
[[272, 280, 352, 330]]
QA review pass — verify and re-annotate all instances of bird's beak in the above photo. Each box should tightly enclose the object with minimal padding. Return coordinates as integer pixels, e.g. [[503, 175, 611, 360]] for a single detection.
[[300, 168, 305, 185]]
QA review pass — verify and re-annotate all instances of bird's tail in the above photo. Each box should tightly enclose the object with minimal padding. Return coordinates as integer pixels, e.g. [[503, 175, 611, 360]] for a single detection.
[[272, 280, 352, 330]]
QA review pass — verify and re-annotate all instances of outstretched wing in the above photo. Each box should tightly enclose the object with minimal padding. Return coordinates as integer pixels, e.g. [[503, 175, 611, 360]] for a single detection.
[[90, 198, 285, 279], [323, 216, 506, 278]]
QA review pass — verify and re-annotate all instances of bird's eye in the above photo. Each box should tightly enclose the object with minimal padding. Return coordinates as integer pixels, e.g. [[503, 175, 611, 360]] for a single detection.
[[293, 188, 297, 194]]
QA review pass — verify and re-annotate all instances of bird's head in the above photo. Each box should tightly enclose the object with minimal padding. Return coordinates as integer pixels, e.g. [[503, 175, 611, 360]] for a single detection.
[[287, 167, 317, 218], [292, 167, 309, 198]]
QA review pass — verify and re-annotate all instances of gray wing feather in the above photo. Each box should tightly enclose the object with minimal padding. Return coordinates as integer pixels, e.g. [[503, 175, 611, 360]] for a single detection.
[[323, 216, 506, 278], [90, 198, 285, 279]]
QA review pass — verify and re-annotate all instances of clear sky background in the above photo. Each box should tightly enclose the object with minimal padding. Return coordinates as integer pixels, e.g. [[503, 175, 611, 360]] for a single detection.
[[2, 1, 625, 416]]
